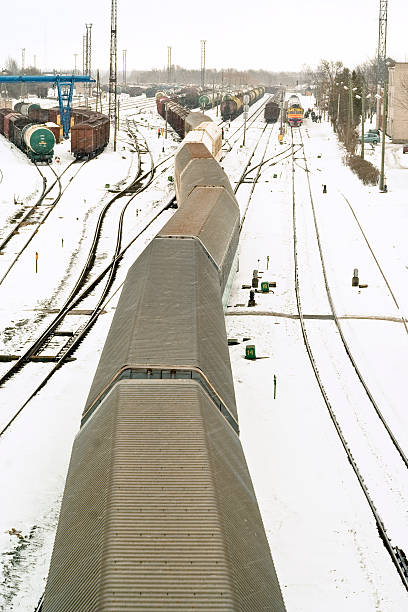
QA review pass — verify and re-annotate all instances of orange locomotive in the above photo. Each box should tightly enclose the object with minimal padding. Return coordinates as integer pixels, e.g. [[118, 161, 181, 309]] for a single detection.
[[286, 94, 304, 127]]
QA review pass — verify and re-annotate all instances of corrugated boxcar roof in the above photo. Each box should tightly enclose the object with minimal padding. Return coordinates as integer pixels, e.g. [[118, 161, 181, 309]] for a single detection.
[[43, 381, 286, 611], [178, 157, 235, 203], [175, 142, 213, 203], [159, 186, 239, 273], [185, 111, 212, 131], [183, 121, 222, 159], [84, 237, 237, 417]]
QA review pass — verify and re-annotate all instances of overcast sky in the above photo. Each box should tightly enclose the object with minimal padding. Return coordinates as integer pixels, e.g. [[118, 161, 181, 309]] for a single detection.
[[1, 0, 407, 75]]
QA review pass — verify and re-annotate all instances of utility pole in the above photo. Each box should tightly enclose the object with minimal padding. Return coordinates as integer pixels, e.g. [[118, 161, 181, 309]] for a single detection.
[[85, 24, 92, 97], [123, 49, 127, 85], [379, 80, 388, 191], [21, 48, 26, 98], [280, 89, 284, 136], [348, 76, 353, 132], [200, 40, 206, 89], [376, 0, 388, 128], [167, 46, 172, 84], [82, 35, 86, 75], [377, 0, 388, 191], [243, 94, 249, 146], [336, 87, 341, 132], [109, 0, 118, 151], [74, 53, 78, 74], [96, 69, 101, 112], [361, 86, 365, 160]]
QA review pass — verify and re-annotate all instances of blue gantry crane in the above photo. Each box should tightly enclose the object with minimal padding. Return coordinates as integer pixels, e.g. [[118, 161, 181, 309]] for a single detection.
[[0, 75, 95, 138]]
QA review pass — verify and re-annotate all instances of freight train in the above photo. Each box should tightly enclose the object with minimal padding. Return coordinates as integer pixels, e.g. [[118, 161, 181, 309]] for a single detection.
[[156, 96, 215, 139], [42, 107, 287, 611], [264, 100, 280, 123], [69, 107, 110, 160], [155, 87, 221, 111], [0, 107, 55, 162], [1, 103, 110, 162], [220, 86, 265, 121], [285, 94, 303, 127]]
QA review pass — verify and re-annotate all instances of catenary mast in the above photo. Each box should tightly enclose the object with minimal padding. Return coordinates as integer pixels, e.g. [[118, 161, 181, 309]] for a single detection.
[[200, 40, 206, 88], [109, 0, 118, 150], [377, 0, 388, 190]]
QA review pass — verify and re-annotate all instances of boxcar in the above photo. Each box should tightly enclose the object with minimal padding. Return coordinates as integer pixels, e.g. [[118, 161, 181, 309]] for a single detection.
[[264, 101, 280, 123]]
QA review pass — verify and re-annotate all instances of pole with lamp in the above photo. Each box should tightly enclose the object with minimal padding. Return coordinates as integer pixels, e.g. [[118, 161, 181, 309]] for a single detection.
[[358, 88, 372, 160], [243, 94, 249, 146], [379, 79, 388, 191], [335, 82, 343, 132], [343, 82, 357, 145]]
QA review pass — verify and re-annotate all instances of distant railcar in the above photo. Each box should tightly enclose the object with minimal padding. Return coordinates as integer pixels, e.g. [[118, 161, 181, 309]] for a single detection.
[[221, 86, 265, 121], [70, 113, 110, 160], [264, 100, 280, 123], [128, 86, 143, 96], [0, 108, 55, 162], [221, 94, 243, 120]]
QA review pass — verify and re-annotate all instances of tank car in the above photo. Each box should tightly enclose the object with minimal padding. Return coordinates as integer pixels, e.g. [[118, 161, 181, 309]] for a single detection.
[[19, 102, 40, 116], [21, 123, 55, 162], [199, 94, 210, 109], [177, 87, 200, 109], [0, 108, 55, 162], [221, 94, 243, 120], [128, 86, 143, 96]]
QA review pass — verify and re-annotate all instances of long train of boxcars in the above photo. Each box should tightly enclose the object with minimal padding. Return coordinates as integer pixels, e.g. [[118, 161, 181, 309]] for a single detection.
[[41, 112, 287, 610], [0, 103, 110, 162]]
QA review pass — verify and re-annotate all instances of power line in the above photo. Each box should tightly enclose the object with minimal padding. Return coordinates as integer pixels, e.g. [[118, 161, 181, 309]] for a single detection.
[[109, 0, 118, 150], [200, 40, 206, 89]]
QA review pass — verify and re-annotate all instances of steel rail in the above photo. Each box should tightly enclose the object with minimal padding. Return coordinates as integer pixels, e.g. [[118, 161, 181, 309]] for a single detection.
[[291, 126, 408, 590]]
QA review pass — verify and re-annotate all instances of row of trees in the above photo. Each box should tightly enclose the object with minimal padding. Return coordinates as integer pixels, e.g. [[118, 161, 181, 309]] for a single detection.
[[1, 57, 45, 99], [124, 67, 305, 88], [307, 58, 388, 184], [309, 59, 380, 151]]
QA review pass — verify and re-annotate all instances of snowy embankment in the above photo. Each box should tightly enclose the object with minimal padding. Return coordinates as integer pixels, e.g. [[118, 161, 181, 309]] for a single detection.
[[1, 92, 408, 610], [226, 96, 408, 610]]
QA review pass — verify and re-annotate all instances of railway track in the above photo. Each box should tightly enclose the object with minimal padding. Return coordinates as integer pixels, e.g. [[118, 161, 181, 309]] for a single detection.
[[0, 161, 88, 285], [0, 96, 273, 436], [339, 192, 408, 336], [0, 120, 176, 436], [290, 125, 408, 589]]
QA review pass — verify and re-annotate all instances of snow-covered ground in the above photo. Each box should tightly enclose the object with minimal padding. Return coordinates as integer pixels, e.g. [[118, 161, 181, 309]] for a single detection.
[[1, 92, 408, 610]]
